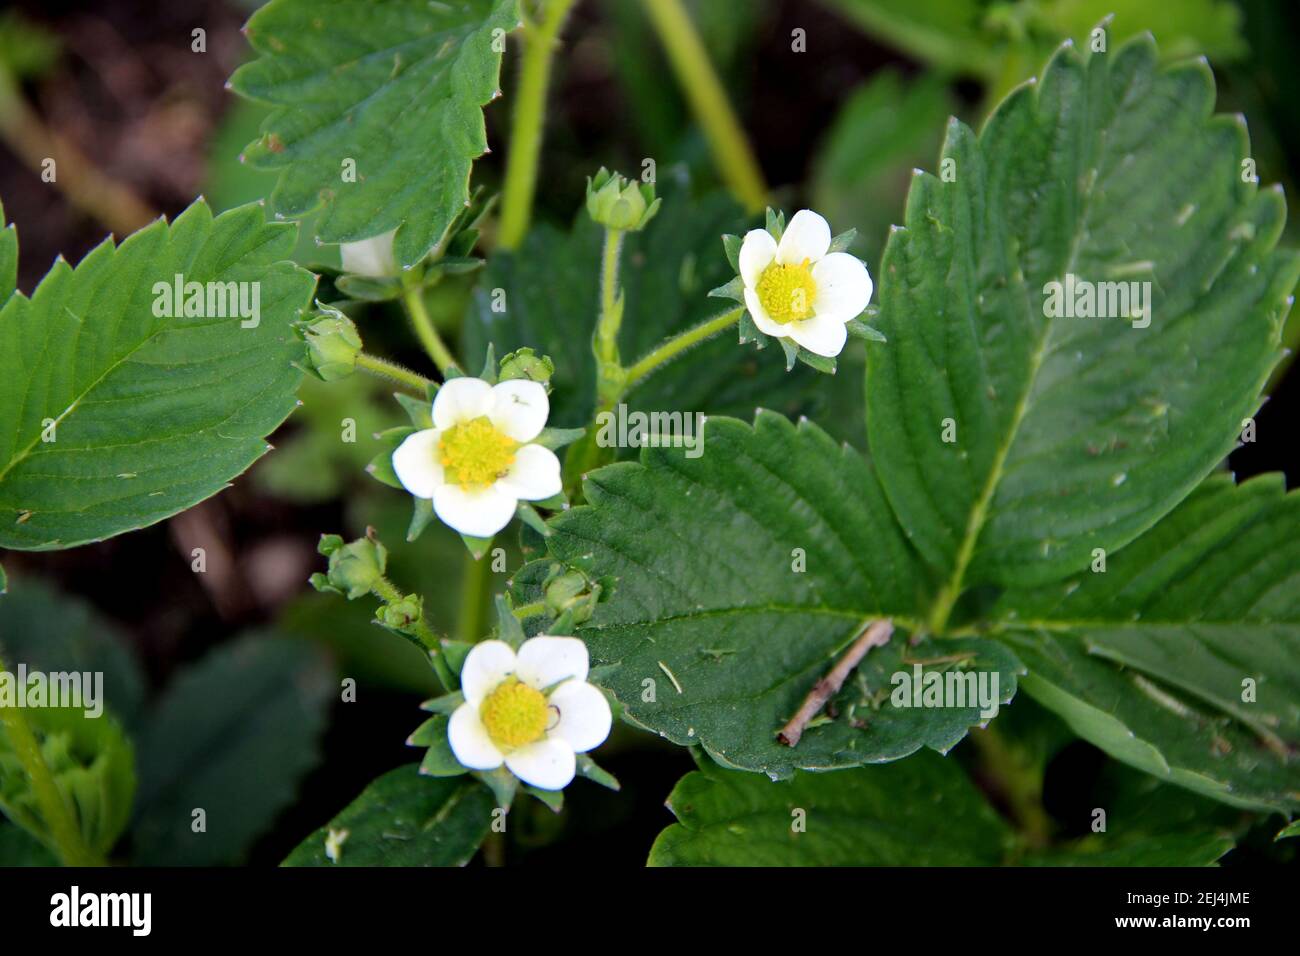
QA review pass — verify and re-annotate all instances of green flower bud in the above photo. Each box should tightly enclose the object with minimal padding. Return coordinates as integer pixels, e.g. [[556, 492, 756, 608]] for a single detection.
[[376, 593, 423, 630], [544, 568, 600, 625], [315, 531, 387, 599], [585, 167, 661, 232], [498, 347, 555, 386], [302, 313, 362, 382]]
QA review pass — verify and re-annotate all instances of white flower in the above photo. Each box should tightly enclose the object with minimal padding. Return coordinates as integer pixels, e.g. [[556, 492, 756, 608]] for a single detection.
[[448, 636, 612, 791], [340, 229, 398, 277], [739, 209, 872, 358], [391, 377, 562, 537]]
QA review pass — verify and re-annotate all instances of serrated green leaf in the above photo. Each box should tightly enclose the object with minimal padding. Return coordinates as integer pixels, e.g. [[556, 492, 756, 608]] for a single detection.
[[866, 37, 1300, 599], [650, 751, 1013, 865], [545, 412, 1021, 778], [282, 767, 493, 866], [989, 473, 1300, 812], [131, 634, 333, 865], [230, 0, 520, 268], [0, 199, 315, 550]]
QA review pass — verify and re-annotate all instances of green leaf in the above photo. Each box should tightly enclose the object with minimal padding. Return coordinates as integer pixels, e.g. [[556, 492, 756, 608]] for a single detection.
[[990, 473, 1300, 812], [0, 199, 315, 550], [1276, 820, 1300, 841], [0, 707, 136, 859], [545, 411, 1020, 778], [282, 767, 494, 866], [0, 198, 16, 307], [866, 37, 1300, 598], [130, 634, 333, 865], [230, 0, 520, 268], [0, 578, 145, 728], [463, 183, 858, 441], [650, 751, 1013, 865]]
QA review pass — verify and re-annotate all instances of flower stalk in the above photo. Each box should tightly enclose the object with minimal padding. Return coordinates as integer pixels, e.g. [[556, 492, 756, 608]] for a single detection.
[[497, 0, 579, 250]]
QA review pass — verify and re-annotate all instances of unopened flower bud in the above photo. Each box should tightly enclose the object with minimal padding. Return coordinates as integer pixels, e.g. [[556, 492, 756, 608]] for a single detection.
[[302, 313, 362, 381], [314, 531, 387, 599], [498, 347, 555, 387], [586, 167, 660, 232]]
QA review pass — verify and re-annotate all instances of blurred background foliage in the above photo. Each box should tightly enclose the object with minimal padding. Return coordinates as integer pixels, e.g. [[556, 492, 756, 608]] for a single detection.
[[0, 0, 1296, 865]]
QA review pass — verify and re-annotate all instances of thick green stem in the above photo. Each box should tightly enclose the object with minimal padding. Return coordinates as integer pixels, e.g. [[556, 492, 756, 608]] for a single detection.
[[641, 0, 767, 212], [594, 228, 626, 369], [458, 554, 490, 643], [0, 652, 102, 866], [625, 305, 744, 386], [497, 0, 578, 250], [354, 352, 433, 395], [401, 282, 459, 375]]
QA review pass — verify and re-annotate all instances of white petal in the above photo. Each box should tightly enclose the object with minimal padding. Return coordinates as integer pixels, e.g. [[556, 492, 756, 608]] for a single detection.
[[459, 639, 517, 707], [495, 444, 561, 501], [547, 680, 612, 753], [776, 209, 831, 265], [812, 252, 873, 319], [505, 738, 576, 791], [448, 702, 504, 770], [488, 379, 549, 442], [339, 229, 397, 277], [744, 288, 788, 339], [432, 483, 518, 537], [738, 228, 777, 288], [515, 636, 589, 690], [432, 377, 494, 429], [786, 312, 849, 358], [390, 429, 444, 499]]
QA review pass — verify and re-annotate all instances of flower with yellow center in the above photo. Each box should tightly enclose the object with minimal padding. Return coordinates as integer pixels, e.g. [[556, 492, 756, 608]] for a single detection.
[[448, 636, 613, 791], [391, 377, 561, 538], [739, 209, 873, 357]]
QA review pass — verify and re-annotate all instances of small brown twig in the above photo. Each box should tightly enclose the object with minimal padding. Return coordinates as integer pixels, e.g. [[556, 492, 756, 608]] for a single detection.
[[777, 619, 894, 747]]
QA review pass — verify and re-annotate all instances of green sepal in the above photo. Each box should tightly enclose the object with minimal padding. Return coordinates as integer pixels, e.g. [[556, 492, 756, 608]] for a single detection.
[[797, 348, 837, 374], [460, 532, 493, 559], [366, 426, 416, 488], [406, 717, 441, 747], [440, 640, 475, 678], [420, 691, 465, 716], [516, 503, 551, 539], [764, 207, 785, 240], [707, 275, 745, 303], [777, 336, 798, 371], [738, 309, 767, 348], [394, 393, 433, 428], [477, 767, 518, 808], [534, 426, 585, 451], [477, 343, 497, 384], [721, 233, 742, 272], [494, 595, 526, 649], [827, 227, 858, 254], [577, 754, 620, 792], [407, 498, 435, 542], [525, 786, 563, 812], [416, 718, 467, 778], [846, 317, 886, 342]]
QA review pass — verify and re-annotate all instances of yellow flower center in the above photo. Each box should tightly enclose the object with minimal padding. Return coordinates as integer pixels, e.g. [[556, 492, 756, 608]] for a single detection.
[[439, 416, 518, 487], [479, 678, 549, 752], [756, 259, 817, 324]]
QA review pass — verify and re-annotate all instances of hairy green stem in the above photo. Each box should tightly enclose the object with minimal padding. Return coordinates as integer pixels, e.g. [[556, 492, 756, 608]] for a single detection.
[[0, 652, 102, 866], [497, 0, 578, 250], [625, 305, 744, 386], [401, 281, 458, 375], [354, 352, 433, 395], [594, 228, 626, 368], [371, 577, 457, 689], [641, 0, 767, 212]]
